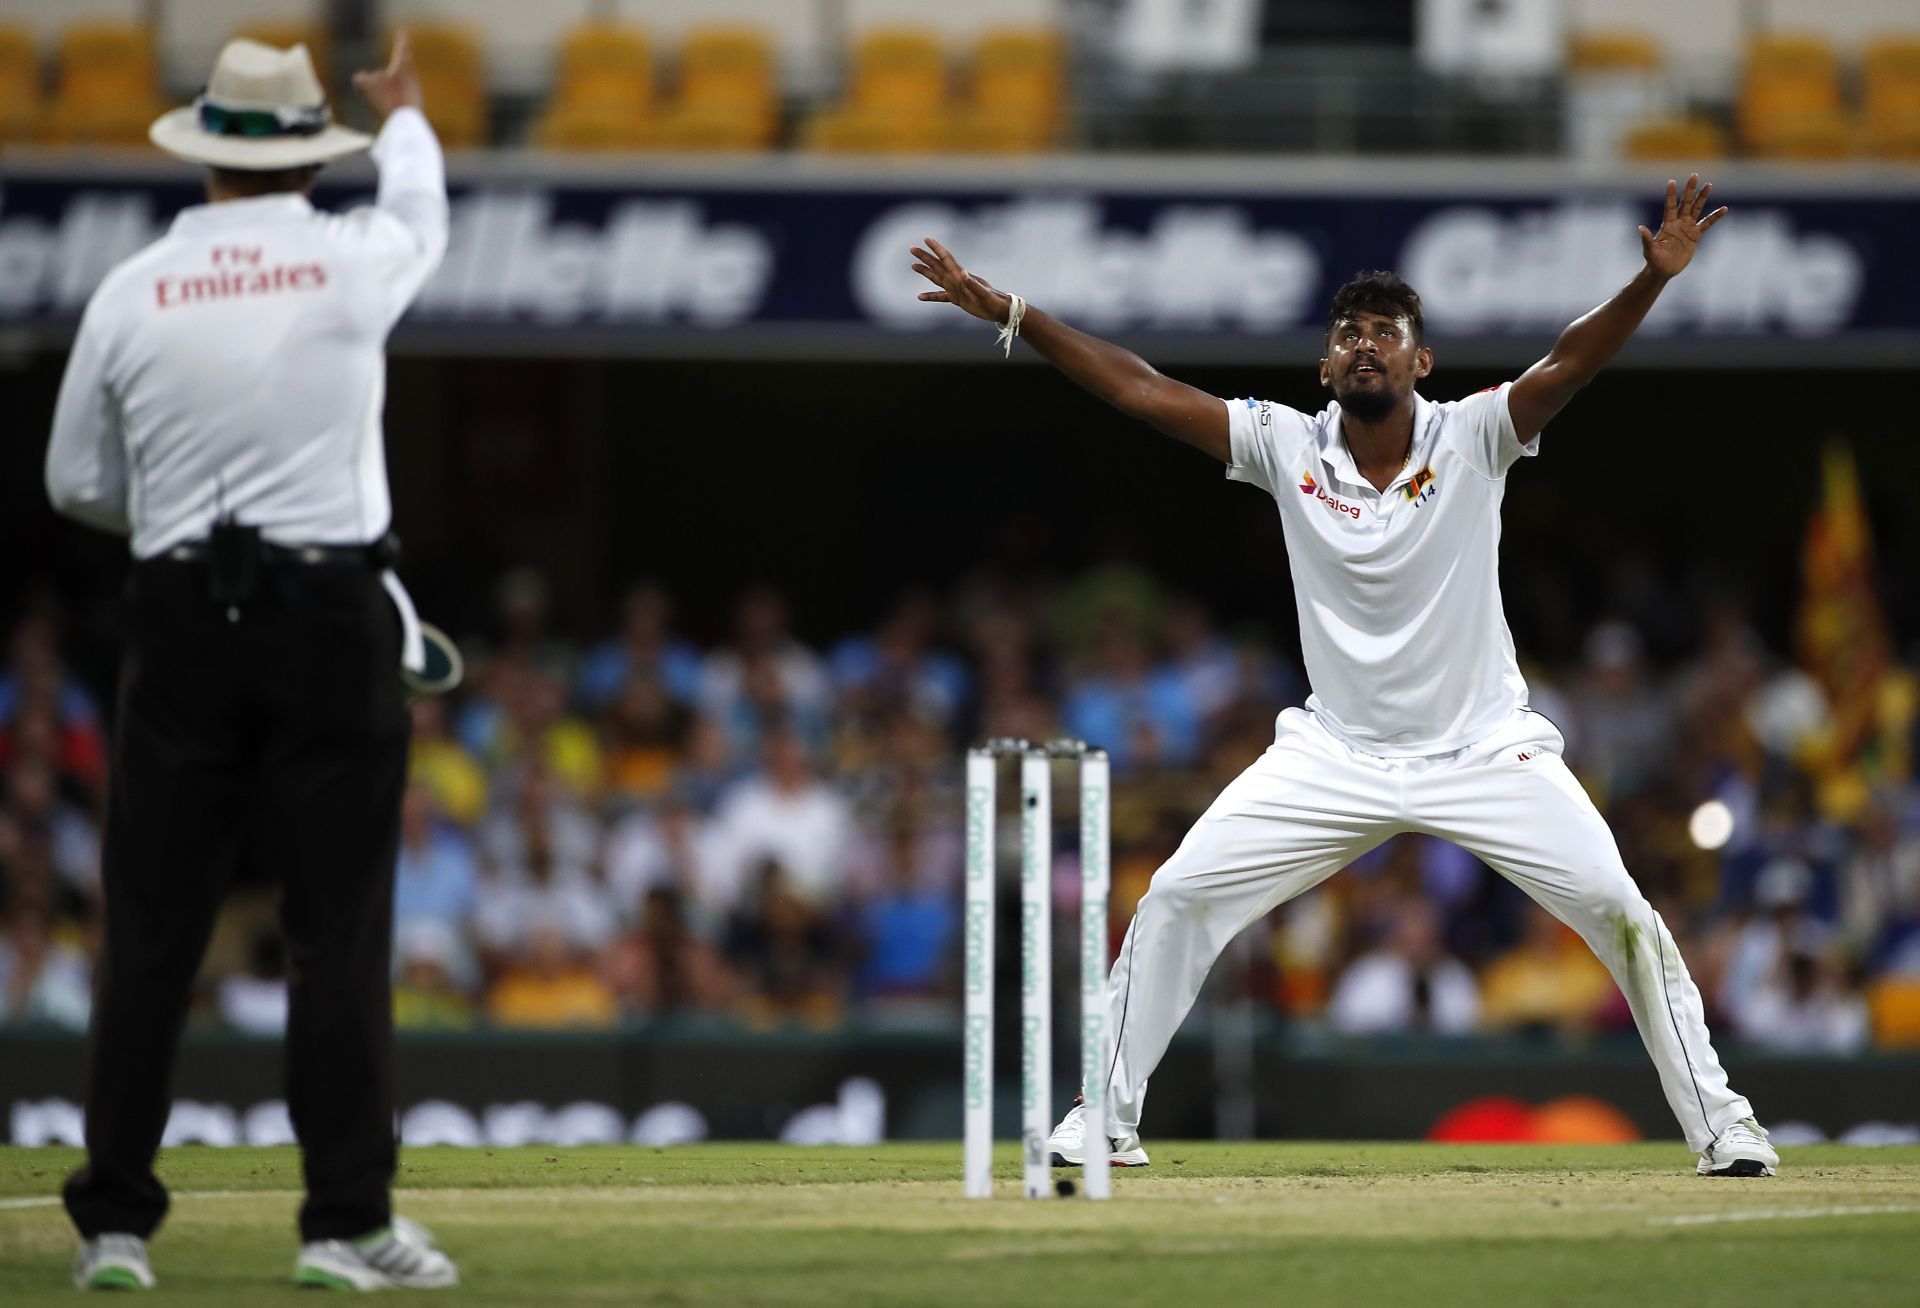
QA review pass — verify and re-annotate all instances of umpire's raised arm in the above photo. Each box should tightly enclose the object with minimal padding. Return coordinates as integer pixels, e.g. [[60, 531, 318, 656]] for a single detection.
[[910, 237, 1231, 462], [349, 33, 450, 322]]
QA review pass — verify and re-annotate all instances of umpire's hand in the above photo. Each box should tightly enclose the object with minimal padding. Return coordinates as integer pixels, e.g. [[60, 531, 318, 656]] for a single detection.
[[354, 31, 424, 117]]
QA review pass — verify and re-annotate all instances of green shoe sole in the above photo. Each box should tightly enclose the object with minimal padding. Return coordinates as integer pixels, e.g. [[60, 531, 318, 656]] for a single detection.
[[293, 1265, 359, 1291], [81, 1266, 147, 1291]]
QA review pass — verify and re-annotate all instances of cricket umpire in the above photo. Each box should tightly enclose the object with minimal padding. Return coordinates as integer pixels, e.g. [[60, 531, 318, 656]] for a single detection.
[[45, 35, 458, 1291]]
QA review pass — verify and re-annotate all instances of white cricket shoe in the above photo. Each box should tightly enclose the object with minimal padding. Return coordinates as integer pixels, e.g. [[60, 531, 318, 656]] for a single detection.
[[1046, 1098, 1150, 1168], [1697, 1117, 1778, 1177], [293, 1215, 459, 1290], [73, 1233, 155, 1290]]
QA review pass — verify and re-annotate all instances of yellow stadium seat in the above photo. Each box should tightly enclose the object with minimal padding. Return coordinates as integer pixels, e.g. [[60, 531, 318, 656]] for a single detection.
[[977, 29, 1066, 63], [405, 24, 483, 84], [1866, 122, 1920, 160], [40, 100, 162, 148], [554, 24, 651, 111], [848, 28, 946, 114], [677, 27, 776, 113], [237, 23, 330, 84], [1747, 33, 1839, 74], [966, 28, 1065, 144], [941, 107, 1054, 154], [1865, 34, 1920, 81], [652, 27, 779, 151], [1622, 116, 1728, 161], [1739, 33, 1842, 153], [533, 102, 658, 151], [799, 27, 949, 153], [653, 105, 776, 152], [1742, 72, 1843, 124], [1862, 36, 1920, 160], [1567, 30, 1662, 74], [534, 25, 654, 150], [1864, 117, 1920, 160], [394, 24, 487, 148], [43, 23, 162, 147], [801, 106, 940, 154], [0, 25, 40, 145], [1751, 110, 1852, 160], [54, 22, 154, 104]]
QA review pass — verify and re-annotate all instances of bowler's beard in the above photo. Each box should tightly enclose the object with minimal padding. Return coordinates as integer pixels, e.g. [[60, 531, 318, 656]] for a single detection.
[[1333, 376, 1400, 422]]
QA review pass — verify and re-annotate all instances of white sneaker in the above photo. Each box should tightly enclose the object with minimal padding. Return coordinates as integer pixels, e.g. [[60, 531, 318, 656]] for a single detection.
[[73, 1233, 155, 1290], [293, 1215, 459, 1290], [1045, 1098, 1151, 1168], [1697, 1117, 1778, 1177]]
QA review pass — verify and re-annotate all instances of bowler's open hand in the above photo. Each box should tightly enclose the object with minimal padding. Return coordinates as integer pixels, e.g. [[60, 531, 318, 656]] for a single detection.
[[911, 238, 1015, 323], [1638, 173, 1728, 280]]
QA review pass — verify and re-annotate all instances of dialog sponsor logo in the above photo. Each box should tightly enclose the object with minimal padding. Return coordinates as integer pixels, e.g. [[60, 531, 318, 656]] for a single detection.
[[1300, 470, 1362, 520]]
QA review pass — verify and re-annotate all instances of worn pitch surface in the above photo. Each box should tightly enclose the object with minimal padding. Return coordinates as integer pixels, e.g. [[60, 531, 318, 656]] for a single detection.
[[4, 1143, 1918, 1305]]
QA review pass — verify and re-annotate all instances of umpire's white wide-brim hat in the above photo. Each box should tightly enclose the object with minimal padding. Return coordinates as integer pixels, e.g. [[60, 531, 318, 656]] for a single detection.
[[150, 39, 371, 170]]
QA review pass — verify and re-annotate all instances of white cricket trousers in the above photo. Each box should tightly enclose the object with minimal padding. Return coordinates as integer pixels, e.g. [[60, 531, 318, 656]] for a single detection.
[[1102, 705, 1751, 1153]]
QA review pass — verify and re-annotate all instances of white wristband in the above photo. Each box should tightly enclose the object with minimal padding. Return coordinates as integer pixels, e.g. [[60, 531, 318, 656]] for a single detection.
[[996, 294, 1025, 358]]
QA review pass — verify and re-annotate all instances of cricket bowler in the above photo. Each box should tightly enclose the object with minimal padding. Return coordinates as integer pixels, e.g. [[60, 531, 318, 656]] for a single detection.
[[911, 173, 1777, 1179]]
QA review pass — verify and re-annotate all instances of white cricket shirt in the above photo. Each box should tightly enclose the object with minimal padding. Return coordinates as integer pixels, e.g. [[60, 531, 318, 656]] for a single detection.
[[1225, 384, 1539, 757], [45, 107, 448, 558]]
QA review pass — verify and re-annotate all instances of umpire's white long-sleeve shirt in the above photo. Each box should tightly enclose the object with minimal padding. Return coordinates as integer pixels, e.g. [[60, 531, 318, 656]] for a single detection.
[[45, 107, 448, 558]]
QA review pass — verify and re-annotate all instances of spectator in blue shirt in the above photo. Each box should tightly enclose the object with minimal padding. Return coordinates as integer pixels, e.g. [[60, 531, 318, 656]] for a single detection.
[[853, 820, 957, 999], [576, 582, 703, 712], [829, 590, 972, 729], [1062, 611, 1200, 773], [393, 783, 479, 934]]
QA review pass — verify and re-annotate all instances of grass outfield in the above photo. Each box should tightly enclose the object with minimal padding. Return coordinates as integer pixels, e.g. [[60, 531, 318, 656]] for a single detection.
[[4, 1143, 1920, 1305]]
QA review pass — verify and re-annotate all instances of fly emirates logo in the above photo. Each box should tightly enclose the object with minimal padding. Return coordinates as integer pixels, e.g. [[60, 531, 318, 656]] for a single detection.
[[154, 245, 327, 310], [1298, 470, 1362, 521]]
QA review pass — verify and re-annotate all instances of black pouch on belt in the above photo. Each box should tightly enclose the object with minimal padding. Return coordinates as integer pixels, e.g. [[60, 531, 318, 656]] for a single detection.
[[207, 518, 265, 610]]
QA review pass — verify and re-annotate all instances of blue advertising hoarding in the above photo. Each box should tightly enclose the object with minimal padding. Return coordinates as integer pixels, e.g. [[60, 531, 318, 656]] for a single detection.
[[1, 157, 1914, 363]]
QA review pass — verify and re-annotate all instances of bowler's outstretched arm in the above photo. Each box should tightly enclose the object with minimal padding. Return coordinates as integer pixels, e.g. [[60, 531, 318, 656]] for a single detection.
[[1507, 172, 1728, 443], [910, 238, 1231, 463]]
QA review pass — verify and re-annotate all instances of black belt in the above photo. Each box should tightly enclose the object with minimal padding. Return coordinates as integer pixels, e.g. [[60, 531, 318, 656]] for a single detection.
[[159, 539, 394, 568], [149, 529, 402, 617]]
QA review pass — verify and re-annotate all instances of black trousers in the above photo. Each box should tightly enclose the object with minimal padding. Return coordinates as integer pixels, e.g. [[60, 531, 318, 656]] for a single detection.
[[63, 559, 410, 1242]]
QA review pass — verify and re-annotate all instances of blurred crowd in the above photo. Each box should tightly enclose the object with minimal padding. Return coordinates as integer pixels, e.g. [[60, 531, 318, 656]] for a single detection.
[[3, 562, 1918, 1052]]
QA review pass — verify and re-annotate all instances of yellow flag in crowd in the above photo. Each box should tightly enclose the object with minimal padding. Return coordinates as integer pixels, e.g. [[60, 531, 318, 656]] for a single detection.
[[1795, 442, 1914, 819]]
